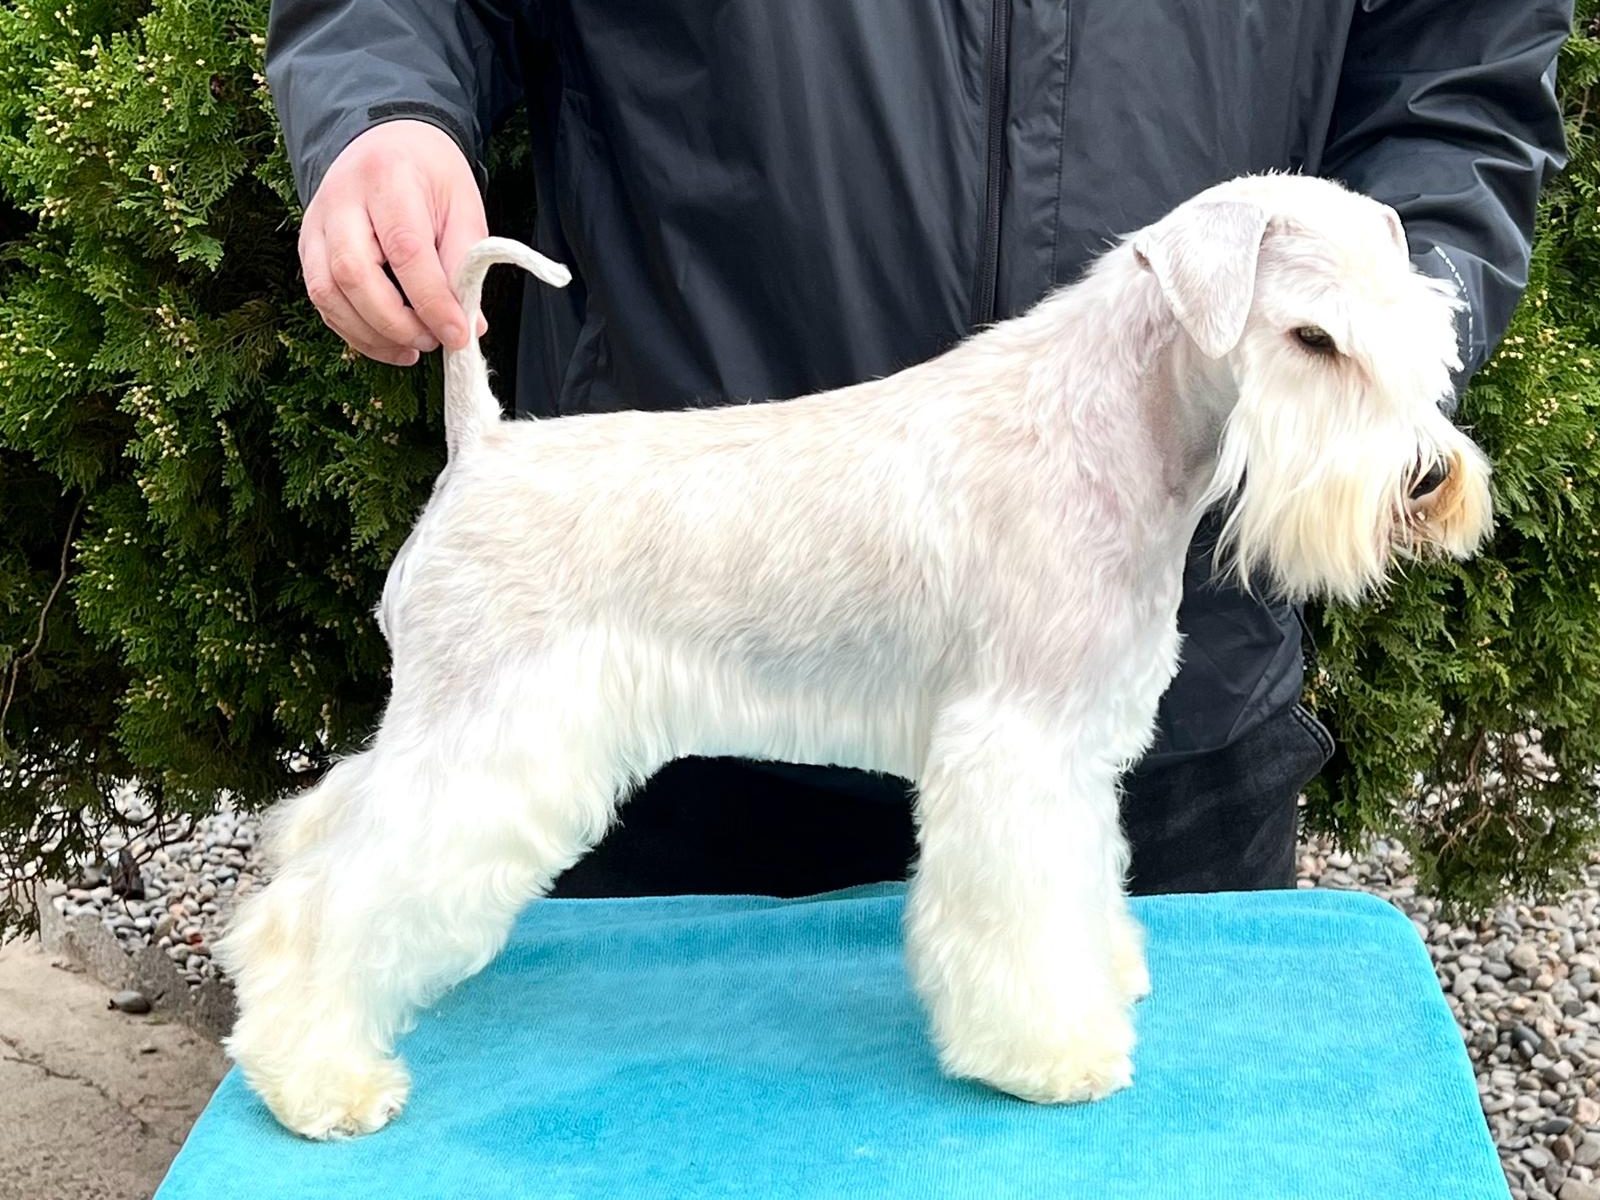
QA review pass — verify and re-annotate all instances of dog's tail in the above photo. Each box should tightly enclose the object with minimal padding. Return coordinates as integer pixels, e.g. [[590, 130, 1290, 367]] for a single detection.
[[445, 237, 572, 458]]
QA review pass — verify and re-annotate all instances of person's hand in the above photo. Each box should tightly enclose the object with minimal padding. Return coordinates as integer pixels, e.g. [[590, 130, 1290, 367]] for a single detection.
[[299, 120, 487, 366]]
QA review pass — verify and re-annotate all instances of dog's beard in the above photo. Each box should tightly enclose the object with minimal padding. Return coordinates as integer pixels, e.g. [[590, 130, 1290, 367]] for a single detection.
[[1200, 373, 1493, 605]]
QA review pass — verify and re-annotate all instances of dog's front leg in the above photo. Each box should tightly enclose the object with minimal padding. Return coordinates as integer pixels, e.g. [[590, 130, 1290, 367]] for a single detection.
[[905, 699, 1136, 1103]]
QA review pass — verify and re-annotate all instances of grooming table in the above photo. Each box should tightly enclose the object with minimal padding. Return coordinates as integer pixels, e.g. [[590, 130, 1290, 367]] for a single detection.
[[155, 887, 1507, 1199]]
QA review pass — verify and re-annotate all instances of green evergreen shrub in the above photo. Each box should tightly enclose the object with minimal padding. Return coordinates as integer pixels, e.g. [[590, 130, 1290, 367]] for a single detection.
[[0, 0, 442, 929], [0, 0, 1596, 935]]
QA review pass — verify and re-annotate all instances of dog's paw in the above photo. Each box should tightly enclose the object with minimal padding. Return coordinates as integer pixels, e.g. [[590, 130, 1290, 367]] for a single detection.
[[235, 1044, 411, 1140], [939, 1002, 1135, 1105]]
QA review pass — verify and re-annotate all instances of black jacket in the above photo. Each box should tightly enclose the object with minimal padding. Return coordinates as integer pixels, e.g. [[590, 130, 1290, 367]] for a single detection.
[[267, 0, 1569, 763]]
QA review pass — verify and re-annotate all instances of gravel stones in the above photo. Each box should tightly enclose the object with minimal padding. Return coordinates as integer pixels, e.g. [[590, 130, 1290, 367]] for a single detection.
[[47, 796, 258, 992], [108, 989, 152, 1015], [1515, 944, 1546, 973]]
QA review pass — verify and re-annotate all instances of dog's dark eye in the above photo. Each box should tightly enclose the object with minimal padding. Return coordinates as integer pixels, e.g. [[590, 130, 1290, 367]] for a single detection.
[[1293, 326, 1336, 353]]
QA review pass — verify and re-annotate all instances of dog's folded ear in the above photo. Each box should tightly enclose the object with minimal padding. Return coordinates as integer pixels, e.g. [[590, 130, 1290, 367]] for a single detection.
[[1132, 199, 1271, 360]]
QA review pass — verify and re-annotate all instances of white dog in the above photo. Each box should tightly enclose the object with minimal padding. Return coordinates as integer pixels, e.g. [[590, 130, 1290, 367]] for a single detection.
[[219, 173, 1492, 1138]]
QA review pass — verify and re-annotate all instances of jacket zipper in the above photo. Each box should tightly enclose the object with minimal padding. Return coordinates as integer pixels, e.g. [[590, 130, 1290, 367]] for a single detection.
[[970, 0, 1011, 329]]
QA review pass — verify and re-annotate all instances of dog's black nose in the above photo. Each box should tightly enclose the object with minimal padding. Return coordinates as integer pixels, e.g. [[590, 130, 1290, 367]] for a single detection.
[[1409, 460, 1449, 500]]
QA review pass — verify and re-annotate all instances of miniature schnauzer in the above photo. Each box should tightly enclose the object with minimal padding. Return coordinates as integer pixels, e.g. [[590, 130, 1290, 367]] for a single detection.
[[220, 173, 1492, 1138]]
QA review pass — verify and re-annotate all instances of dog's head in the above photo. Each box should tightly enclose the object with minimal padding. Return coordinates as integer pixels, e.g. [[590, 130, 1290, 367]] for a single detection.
[[1132, 173, 1492, 603]]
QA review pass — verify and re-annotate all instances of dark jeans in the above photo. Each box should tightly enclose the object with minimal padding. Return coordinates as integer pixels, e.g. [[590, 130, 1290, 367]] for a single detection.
[[550, 704, 1334, 899]]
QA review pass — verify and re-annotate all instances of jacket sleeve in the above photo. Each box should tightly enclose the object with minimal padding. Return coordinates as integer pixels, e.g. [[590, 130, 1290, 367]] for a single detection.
[[265, 0, 524, 207], [1322, 0, 1571, 406]]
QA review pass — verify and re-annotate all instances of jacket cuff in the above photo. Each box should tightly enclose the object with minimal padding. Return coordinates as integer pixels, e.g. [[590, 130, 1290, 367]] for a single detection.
[[297, 104, 487, 209]]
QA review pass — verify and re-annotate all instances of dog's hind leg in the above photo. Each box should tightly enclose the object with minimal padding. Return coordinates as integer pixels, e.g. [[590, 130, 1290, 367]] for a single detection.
[[905, 695, 1135, 1104], [219, 702, 632, 1139], [256, 756, 364, 866]]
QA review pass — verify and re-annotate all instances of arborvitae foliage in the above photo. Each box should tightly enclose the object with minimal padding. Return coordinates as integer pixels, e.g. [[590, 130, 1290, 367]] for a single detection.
[[0, 1, 1595, 934], [0, 0, 442, 930]]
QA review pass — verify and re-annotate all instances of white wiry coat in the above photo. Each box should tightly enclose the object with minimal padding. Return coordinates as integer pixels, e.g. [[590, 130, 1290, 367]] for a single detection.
[[219, 173, 1491, 1139]]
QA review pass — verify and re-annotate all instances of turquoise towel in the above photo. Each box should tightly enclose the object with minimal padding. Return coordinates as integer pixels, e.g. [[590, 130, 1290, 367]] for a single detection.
[[155, 887, 1507, 1199]]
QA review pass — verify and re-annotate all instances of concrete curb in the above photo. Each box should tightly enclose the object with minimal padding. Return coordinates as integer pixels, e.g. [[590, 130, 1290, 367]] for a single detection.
[[35, 884, 236, 1041]]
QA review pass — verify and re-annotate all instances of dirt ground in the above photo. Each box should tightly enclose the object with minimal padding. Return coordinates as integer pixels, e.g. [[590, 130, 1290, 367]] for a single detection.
[[0, 936, 226, 1200]]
